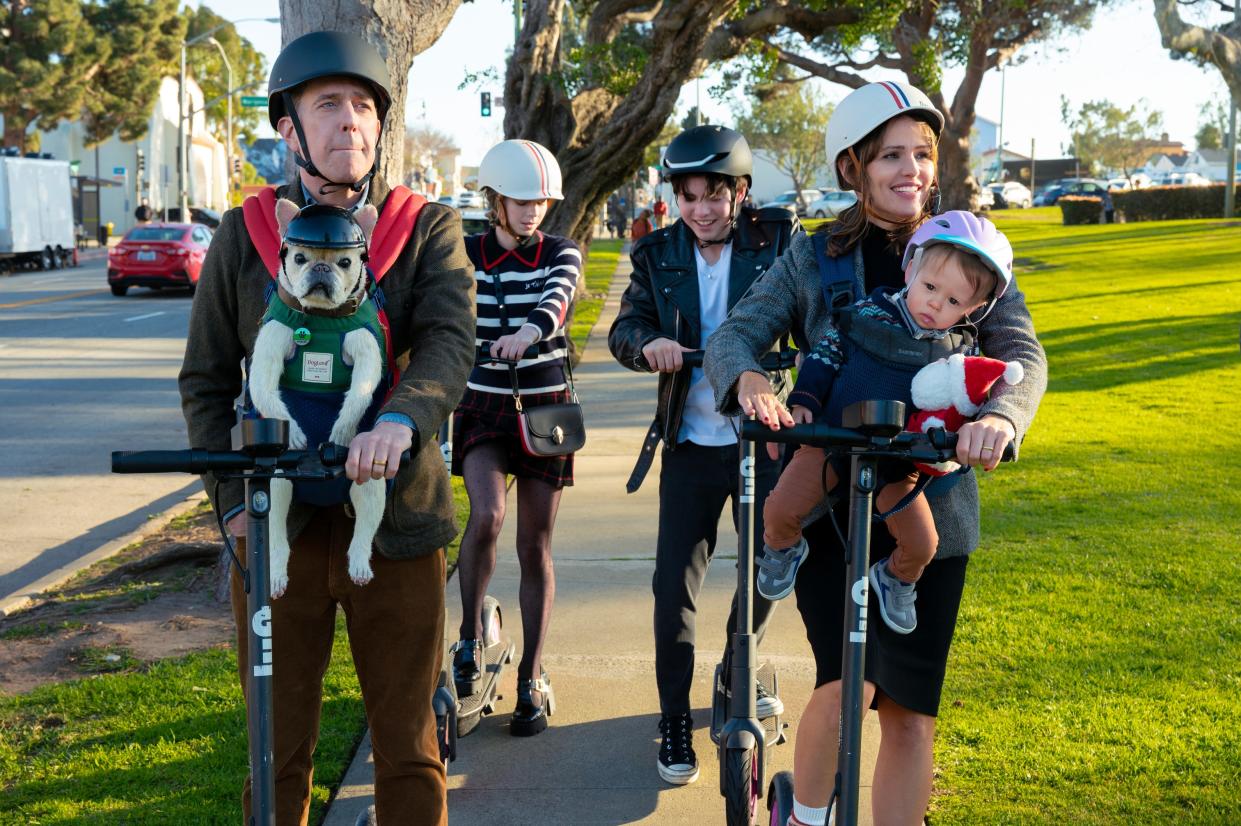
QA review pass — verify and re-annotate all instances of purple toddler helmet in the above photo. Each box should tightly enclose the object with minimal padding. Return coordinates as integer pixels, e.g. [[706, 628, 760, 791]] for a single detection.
[[901, 210, 1013, 301]]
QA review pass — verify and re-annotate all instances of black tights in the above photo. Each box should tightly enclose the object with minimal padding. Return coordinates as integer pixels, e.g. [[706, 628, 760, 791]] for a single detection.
[[456, 441, 562, 681]]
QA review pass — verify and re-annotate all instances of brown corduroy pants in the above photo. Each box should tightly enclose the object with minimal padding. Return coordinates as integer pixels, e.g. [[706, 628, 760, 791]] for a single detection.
[[230, 506, 447, 826]]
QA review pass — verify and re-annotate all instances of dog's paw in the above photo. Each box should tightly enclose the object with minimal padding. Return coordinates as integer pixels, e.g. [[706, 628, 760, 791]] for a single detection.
[[287, 422, 308, 450], [270, 572, 289, 599], [329, 423, 357, 447], [347, 550, 374, 586]]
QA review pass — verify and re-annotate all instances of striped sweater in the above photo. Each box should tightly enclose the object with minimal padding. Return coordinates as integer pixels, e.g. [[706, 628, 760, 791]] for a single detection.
[[465, 229, 580, 393]]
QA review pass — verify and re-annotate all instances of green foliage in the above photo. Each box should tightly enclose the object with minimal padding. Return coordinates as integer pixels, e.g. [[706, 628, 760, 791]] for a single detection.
[[0, 0, 183, 149], [934, 210, 1241, 823], [1196, 121, 1222, 150], [1058, 195, 1105, 225], [81, 0, 183, 145], [736, 76, 833, 192], [184, 5, 269, 147], [561, 40, 649, 97], [1113, 184, 1241, 222], [1060, 96, 1164, 179]]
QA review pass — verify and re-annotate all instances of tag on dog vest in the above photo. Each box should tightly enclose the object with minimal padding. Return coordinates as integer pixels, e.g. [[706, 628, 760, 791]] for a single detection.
[[302, 351, 334, 384]]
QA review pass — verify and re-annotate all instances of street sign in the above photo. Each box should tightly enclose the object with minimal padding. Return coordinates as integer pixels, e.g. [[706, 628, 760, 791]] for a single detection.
[[113, 166, 126, 176], [241, 96, 267, 108]]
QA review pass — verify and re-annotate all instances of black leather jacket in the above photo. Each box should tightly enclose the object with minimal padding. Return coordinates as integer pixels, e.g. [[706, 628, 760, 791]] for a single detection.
[[608, 206, 800, 486]]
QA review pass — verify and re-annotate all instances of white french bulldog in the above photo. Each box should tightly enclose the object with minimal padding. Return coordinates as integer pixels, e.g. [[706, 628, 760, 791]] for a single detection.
[[248, 198, 384, 598]]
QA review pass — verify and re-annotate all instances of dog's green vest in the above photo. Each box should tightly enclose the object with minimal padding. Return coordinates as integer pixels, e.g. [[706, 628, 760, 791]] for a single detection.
[[262, 293, 388, 394]]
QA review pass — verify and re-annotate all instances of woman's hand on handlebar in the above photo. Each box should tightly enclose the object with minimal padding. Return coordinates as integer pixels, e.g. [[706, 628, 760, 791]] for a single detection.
[[955, 414, 1015, 472], [491, 325, 540, 362], [738, 370, 795, 436], [642, 337, 694, 373], [760, 404, 813, 459]]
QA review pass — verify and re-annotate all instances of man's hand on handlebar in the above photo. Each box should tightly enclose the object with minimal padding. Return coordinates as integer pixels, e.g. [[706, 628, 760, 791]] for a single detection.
[[491, 325, 540, 362], [347, 421, 413, 484], [954, 414, 1014, 472], [642, 337, 694, 373]]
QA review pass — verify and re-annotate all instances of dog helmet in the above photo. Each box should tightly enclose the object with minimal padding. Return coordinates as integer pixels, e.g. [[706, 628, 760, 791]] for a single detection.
[[282, 204, 369, 251], [901, 210, 1013, 299], [825, 81, 944, 191], [478, 140, 564, 200], [267, 31, 392, 192], [661, 125, 753, 183]]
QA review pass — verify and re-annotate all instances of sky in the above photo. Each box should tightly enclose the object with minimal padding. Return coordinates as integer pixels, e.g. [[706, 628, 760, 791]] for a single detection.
[[194, 0, 1235, 169]]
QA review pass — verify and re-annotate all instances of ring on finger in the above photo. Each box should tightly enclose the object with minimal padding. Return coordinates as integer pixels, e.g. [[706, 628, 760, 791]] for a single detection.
[[981, 446, 994, 453]]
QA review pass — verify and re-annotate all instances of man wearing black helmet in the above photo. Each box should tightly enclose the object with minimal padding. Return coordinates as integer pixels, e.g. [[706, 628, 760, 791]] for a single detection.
[[608, 125, 800, 785], [179, 30, 474, 825]]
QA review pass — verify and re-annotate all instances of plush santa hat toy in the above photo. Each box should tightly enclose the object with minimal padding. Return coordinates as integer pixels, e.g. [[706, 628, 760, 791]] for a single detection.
[[908, 353, 1024, 476]]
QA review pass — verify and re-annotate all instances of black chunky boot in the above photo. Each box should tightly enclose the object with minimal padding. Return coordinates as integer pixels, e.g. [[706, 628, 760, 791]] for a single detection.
[[510, 672, 555, 737]]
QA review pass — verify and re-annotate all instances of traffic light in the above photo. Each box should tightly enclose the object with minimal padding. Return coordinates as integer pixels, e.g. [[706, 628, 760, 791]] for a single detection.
[[232, 157, 242, 177], [136, 149, 145, 180], [480, 92, 492, 117]]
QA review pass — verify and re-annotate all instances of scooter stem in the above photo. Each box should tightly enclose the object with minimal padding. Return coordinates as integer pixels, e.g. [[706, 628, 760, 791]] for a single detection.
[[245, 466, 277, 826]]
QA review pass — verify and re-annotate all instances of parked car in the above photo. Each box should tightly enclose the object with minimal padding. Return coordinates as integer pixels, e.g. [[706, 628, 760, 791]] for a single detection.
[[460, 208, 489, 236], [107, 223, 212, 296], [807, 189, 858, 219], [456, 191, 487, 209], [1158, 171, 1212, 187], [1033, 184, 1065, 206], [986, 181, 1032, 209], [1107, 178, 1133, 192], [436, 195, 456, 206], [760, 189, 821, 216], [159, 206, 222, 228], [977, 185, 995, 210]]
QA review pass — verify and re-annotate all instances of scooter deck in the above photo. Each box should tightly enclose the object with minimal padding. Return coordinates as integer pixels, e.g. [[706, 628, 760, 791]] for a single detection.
[[709, 662, 786, 748], [456, 636, 515, 738]]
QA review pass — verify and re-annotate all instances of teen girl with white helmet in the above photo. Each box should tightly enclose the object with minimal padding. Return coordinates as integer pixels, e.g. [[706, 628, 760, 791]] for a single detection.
[[452, 139, 580, 737], [705, 81, 1047, 824]]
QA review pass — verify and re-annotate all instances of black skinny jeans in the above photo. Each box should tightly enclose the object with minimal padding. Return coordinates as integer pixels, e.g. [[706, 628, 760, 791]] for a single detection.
[[652, 440, 780, 717]]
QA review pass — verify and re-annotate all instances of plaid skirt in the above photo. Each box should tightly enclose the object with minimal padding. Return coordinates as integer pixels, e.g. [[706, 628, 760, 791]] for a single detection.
[[452, 387, 575, 488]]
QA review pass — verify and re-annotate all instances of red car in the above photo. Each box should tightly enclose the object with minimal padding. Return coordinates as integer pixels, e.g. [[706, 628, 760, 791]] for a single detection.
[[107, 222, 213, 296]]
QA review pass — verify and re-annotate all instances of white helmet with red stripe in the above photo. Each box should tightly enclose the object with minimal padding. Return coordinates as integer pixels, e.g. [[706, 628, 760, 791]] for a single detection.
[[825, 81, 945, 191], [478, 139, 564, 201]]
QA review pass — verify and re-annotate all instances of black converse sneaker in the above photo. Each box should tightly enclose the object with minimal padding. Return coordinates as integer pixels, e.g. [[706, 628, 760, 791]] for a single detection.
[[657, 712, 699, 785]]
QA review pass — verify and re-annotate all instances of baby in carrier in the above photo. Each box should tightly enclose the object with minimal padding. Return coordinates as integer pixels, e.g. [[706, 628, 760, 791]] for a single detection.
[[756, 211, 1015, 634]]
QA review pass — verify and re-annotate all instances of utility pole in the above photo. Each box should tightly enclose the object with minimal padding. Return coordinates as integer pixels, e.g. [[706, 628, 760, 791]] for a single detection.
[[207, 37, 233, 209], [1226, 0, 1240, 218], [993, 63, 1006, 183], [1030, 138, 1036, 192], [178, 43, 189, 220], [514, 0, 523, 42]]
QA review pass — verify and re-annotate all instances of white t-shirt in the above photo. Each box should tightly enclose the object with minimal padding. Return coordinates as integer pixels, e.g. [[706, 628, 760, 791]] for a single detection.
[[677, 242, 737, 446]]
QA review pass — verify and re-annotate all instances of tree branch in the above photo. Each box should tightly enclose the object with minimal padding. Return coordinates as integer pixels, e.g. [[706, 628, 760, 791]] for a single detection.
[[1153, 0, 1241, 103], [761, 40, 872, 90], [586, 0, 664, 45], [705, 2, 864, 62]]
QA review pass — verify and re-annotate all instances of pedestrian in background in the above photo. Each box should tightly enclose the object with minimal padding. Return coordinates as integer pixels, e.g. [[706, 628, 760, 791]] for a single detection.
[[652, 195, 668, 228], [630, 208, 653, 241]]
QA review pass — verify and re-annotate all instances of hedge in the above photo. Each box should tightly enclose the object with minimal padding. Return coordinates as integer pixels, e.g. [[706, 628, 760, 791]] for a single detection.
[[1112, 183, 1241, 222], [1058, 196, 1105, 225]]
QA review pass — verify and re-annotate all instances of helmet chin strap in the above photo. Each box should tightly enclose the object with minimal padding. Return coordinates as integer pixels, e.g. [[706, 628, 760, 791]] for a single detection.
[[283, 91, 380, 197]]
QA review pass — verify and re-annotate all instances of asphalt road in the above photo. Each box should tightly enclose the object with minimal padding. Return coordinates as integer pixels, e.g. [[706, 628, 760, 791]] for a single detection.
[[0, 257, 202, 608]]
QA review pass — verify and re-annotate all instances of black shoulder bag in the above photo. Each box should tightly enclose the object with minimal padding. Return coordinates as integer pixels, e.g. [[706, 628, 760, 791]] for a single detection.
[[491, 271, 586, 457]]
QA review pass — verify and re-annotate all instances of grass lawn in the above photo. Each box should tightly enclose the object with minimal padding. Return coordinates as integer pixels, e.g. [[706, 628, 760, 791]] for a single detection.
[[930, 208, 1241, 823], [0, 243, 624, 825]]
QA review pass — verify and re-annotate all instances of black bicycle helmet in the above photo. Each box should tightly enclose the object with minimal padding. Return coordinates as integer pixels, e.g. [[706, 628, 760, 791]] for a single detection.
[[661, 125, 753, 182], [267, 31, 392, 193], [281, 204, 369, 251]]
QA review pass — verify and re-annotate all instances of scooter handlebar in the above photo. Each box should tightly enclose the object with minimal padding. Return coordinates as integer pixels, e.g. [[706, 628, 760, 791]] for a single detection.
[[112, 444, 412, 475], [739, 420, 1016, 462], [475, 342, 542, 366], [679, 350, 798, 371]]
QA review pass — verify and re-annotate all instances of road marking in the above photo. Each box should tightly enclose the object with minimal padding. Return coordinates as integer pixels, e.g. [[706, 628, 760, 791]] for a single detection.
[[0, 289, 105, 309], [124, 311, 165, 322]]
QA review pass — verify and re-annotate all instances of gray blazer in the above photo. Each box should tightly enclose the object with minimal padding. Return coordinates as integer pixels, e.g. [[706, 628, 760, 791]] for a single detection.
[[704, 230, 1047, 557]]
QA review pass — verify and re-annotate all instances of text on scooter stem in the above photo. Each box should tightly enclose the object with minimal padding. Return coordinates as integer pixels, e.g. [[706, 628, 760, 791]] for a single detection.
[[252, 606, 273, 677], [850, 577, 868, 643], [740, 456, 755, 504]]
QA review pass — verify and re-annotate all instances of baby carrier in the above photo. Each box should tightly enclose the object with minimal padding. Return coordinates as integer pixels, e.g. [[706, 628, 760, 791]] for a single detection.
[[237, 186, 426, 505]]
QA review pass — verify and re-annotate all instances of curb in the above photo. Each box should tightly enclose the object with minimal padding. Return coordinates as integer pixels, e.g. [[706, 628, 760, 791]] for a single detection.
[[0, 489, 208, 617]]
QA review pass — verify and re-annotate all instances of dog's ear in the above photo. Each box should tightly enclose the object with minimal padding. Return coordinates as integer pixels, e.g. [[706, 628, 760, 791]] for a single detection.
[[354, 205, 378, 245], [275, 199, 300, 239]]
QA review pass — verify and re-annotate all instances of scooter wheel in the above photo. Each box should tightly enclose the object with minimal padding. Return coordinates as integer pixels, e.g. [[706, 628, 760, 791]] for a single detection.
[[767, 771, 794, 826], [724, 746, 760, 826]]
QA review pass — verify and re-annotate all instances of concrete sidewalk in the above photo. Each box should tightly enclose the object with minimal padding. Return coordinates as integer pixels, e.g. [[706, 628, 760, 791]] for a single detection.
[[323, 250, 881, 825]]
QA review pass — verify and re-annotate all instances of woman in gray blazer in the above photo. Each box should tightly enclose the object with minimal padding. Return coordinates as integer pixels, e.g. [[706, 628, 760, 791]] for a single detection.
[[705, 80, 1047, 826]]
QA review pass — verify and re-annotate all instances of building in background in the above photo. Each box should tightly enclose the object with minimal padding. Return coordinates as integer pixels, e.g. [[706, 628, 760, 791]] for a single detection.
[[34, 76, 227, 238]]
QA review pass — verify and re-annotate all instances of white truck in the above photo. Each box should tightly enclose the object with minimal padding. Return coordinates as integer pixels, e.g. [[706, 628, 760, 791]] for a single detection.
[[0, 155, 77, 272]]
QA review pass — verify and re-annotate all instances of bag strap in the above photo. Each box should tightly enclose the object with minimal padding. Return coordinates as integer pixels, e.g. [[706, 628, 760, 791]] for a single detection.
[[811, 230, 862, 322], [240, 185, 426, 282], [489, 269, 577, 407], [837, 306, 974, 366]]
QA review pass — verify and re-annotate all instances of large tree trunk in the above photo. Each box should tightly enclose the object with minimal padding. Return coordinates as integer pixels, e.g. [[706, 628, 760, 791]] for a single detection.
[[504, 0, 742, 249], [1153, 0, 1241, 105], [278, 0, 463, 187]]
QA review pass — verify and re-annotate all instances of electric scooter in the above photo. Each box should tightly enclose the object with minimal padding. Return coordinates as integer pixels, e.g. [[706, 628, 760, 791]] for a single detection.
[[432, 342, 544, 760], [112, 418, 409, 826], [743, 400, 1014, 826], [675, 349, 797, 826]]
